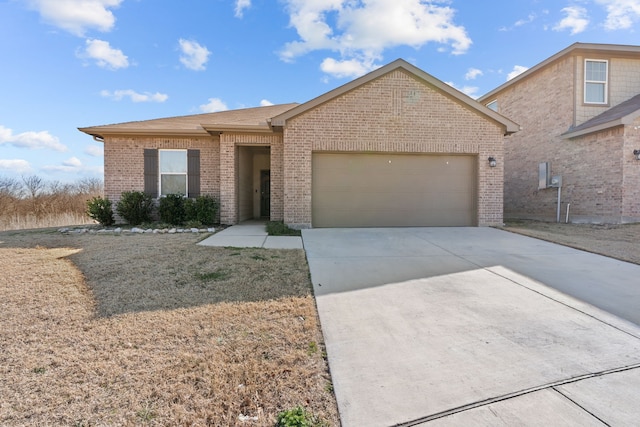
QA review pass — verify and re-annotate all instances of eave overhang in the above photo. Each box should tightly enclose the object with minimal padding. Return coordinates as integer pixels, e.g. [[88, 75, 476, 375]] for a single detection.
[[561, 110, 640, 139], [201, 124, 276, 134], [77, 127, 210, 140]]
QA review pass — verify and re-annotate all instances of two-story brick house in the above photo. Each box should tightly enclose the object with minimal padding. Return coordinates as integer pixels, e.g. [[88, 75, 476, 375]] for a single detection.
[[80, 59, 517, 228], [479, 43, 640, 224]]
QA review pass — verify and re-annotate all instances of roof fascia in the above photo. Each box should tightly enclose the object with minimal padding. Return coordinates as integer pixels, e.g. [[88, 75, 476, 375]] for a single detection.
[[271, 59, 519, 135], [561, 108, 640, 139], [201, 124, 276, 134], [77, 127, 210, 139], [479, 43, 640, 103], [561, 120, 624, 139]]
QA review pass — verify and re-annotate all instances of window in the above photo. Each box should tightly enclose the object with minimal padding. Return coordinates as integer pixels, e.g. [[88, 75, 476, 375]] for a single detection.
[[144, 149, 200, 198], [159, 150, 187, 196], [585, 59, 608, 104], [486, 100, 498, 112]]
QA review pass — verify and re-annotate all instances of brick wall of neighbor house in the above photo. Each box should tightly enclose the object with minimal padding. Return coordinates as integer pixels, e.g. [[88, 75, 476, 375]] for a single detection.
[[103, 135, 220, 204], [219, 133, 283, 224], [623, 119, 640, 221], [495, 54, 635, 223], [495, 56, 577, 221], [283, 69, 505, 228]]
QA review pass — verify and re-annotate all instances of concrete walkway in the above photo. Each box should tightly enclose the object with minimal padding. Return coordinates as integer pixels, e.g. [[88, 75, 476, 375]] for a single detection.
[[198, 221, 303, 249], [303, 227, 640, 426]]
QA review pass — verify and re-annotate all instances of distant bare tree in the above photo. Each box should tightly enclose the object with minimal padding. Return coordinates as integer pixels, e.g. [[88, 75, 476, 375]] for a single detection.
[[75, 177, 104, 195], [0, 175, 104, 231], [0, 176, 22, 197], [22, 175, 45, 199]]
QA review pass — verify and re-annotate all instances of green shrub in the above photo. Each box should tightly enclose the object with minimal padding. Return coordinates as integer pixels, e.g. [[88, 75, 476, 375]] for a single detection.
[[158, 194, 185, 225], [116, 191, 154, 225], [266, 221, 301, 236], [185, 195, 218, 226], [86, 196, 115, 226], [275, 406, 326, 427]]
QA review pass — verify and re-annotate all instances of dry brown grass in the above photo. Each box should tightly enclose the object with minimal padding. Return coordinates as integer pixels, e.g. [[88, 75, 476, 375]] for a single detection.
[[502, 219, 640, 265], [0, 230, 339, 426]]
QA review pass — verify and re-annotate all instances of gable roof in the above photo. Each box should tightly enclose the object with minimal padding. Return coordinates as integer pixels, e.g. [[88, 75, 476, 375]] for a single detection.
[[78, 103, 299, 139], [271, 59, 519, 135], [479, 43, 640, 103], [561, 93, 640, 139]]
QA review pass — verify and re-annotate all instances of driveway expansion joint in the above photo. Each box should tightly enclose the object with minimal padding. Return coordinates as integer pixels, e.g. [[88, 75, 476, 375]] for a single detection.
[[391, 364, 640, 427]]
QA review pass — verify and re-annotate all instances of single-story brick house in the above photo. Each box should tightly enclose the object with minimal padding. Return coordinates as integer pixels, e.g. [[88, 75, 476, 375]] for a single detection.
[[479, 43, 640, 224], [79, 59, 518, 228]]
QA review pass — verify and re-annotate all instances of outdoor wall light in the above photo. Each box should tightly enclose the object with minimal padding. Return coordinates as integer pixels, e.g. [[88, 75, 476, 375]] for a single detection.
[[488, 157, 497, 167], [634, 149, 640, 160]]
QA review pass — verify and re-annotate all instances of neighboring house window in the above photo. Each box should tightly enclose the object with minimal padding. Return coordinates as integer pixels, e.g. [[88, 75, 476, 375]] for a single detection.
[[144, 148, 200, 198], [486, 100, 498, 112], [584, 59, 608, 104]]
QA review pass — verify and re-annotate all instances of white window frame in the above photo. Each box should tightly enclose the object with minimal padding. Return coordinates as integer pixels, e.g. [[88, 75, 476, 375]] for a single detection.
[[584, 59, 608, 105], [486, 99, 498, 112], [159, 149, 188, 196]]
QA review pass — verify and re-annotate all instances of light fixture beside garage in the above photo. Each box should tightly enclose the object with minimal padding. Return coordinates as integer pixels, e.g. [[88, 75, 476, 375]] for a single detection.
[[488, 157, 497, 167], [634, 149, 640, 160]]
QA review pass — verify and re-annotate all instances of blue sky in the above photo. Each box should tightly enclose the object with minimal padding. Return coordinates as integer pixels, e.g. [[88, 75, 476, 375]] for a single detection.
[[1, 0, 640, 183]]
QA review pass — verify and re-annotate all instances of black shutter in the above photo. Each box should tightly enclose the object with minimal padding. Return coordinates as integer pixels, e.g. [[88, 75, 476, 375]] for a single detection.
[[187, 149, 200, 197], [144, 149, 158, 198]]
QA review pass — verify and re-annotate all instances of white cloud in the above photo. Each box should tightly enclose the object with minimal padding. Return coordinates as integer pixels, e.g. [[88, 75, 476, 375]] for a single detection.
[[179, 39, 211, 71], [320, 57, 380, 78], [199, 98, 228, 113], [554, 6, 589, 35], [235, 0, 251, 18], [260, 99, 274, 106], [0, 159, 32, 174], [0, 125, 67, 151], [445, 81, 479, 98], [42, 157, 103, 175], [500, 10, 548, 32], [465, 68, 483, 80], [84, 145, 104, 157], [596, 0, 640, 30], [100, 89, 168, 103], [65, 157, 83, 167], [507, 65, 529, 81], [279, 0, 471, 75], [25, 0, 122, 36], [81, 39, 129, 69]]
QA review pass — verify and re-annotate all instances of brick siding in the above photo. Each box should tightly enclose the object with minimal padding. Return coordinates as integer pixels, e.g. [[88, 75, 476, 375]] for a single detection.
[[103, 136, 219, 220], [283, 69, 505, 228]]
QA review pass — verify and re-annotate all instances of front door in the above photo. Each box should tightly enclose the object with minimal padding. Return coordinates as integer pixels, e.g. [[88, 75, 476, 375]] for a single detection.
[[260, 170, 270, 218]]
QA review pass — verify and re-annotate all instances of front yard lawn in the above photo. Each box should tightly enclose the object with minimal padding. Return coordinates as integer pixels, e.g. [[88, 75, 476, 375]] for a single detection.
[[0, 229, 338, 426]]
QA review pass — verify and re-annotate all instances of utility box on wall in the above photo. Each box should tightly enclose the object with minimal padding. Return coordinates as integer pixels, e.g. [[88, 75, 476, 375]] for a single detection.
[[538, 162, 550, 190]]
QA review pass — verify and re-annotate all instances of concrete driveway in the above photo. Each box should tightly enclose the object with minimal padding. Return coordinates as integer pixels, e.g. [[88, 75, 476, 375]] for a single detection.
[[302, 227, 640, 426]]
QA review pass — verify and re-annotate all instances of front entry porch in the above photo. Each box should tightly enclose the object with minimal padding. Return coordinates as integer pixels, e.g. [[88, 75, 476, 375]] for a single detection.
[[237, 145, 270, 222]]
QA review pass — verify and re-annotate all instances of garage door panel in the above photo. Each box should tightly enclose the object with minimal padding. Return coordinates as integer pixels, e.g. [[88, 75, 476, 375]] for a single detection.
[[312, 153, 477, 227]]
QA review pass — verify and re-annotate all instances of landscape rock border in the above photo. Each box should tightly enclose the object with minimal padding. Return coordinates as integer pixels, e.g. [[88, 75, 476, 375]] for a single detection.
[[58, 226, 216, 235]]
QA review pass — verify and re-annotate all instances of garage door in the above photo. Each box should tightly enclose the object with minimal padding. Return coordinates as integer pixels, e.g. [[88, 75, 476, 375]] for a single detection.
[[312, 153, 477, 227]]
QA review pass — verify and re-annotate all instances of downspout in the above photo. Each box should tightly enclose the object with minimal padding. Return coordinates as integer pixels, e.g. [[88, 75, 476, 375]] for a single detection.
[[92, 134, 105, 143]]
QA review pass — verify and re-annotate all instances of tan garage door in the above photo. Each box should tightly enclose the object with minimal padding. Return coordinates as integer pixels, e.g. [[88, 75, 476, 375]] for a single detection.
[[312, 153, 477, 227]]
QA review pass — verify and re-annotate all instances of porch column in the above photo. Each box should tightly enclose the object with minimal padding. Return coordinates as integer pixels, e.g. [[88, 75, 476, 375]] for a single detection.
[[219, 135, 238, 225]]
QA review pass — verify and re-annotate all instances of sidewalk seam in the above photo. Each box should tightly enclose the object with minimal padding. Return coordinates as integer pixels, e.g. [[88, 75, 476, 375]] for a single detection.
[[552, 387, 611, 427], [392, 364, 640, 426]]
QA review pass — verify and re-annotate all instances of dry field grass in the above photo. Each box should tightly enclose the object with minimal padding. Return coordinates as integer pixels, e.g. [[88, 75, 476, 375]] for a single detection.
[[501, 219, 640, 265], [0, 229, 339, 426]]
